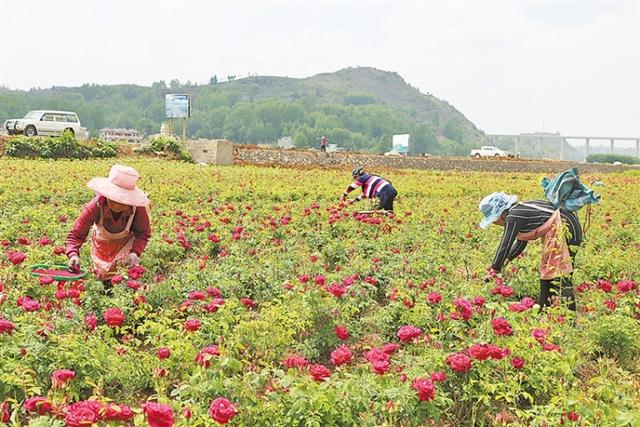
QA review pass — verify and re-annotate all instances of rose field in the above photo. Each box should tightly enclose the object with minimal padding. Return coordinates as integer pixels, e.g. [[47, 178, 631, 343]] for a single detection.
[[1, 158, 639, 427]]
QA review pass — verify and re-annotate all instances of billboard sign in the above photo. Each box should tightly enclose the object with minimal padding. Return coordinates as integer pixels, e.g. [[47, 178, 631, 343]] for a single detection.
[[165, 94, 191, 118], [392, 134, 410, 153]]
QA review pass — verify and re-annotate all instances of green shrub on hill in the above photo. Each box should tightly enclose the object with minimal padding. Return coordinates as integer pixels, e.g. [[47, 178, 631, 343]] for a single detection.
[[5, 131, 117, 159]]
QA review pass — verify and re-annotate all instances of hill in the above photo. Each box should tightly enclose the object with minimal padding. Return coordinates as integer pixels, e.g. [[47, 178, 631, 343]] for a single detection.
[[0, 67, 484, 154]]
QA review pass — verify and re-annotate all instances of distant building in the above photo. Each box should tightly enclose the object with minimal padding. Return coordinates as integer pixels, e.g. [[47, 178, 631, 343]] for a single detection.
[[99, 128, 144, 143]]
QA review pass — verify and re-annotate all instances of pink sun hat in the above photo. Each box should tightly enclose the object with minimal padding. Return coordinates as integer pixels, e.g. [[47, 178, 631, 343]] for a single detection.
[[87, 165, 149, 207]]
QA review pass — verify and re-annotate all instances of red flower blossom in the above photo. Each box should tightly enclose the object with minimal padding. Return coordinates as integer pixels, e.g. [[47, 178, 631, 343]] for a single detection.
[[446, 352, 472, 373], [195, 345, 220, 368], [467, 343, 491, 361], [427, 292, 442, 304], [397, 325, 422, 343], [157, 348, 171, 359], [85, 313, 97, 331], [184, 319, 202, 332], [511, 357, 525, 369], [453, 298, 473, 320], [51, 369, 76, 388], [309, 364, 331, 382], [143, 402, 175, 427], [412, 377, 436, 401], [6, 250, 27, 265], [208, 397, 237, 424], [102, 403, 134, 422], [240, 297, 256, 309], [0, 319, 15, 335], [330, 345, 353, 366], [24, 396, 54, 415], [381, 343, 400, 354], [334, 325, 350, 340], [430, 371, 447, 382], [39, 275, 54, 285], [283, 354, 309, 369], [103, 307, 125, 327], [491, 317, 513, 336]]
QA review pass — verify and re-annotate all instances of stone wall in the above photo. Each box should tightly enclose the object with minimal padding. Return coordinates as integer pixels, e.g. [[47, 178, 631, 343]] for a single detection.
[[234, 145, 635, 174]]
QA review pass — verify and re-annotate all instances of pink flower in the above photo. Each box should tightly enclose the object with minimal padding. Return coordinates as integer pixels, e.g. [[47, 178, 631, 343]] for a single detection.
[[309, 364, 331, 382], [427, 292, 442, 304], [604, 299, 617, 311], [103, 307, 125, 327], [445, 352, 472, 373], [453, 298, 473, 320], [397, 325, 422, 343], [314, 275, 326, 286], [39, 276, 54, 285], [327, 282, 347, 298], [127, 265, 146, 279], [381, 343, 400, 354], [467, 343, 491, 361], [491, 317, 513, 336], [616, 280, 637, 293], [208, 397, 237, 424], [531, 328, 547, 343], [334, 325, 350, 340], [51, 369, 76, 388], [184, 319, 202, 332], [412, 377, 436, 401], [597, 279, 612, 292], [195, 345, 220, 368], [330, 345, 353, 366], [371, 359, 390, 374]]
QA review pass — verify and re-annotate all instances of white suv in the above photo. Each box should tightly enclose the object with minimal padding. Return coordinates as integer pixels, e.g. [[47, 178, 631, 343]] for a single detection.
[[4, 110, 86, 139]]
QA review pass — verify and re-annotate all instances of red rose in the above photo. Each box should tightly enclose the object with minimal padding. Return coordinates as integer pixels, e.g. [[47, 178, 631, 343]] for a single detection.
[[427, 292, 442, 304], [330, 345, 353, 366], [195, 345, 220, 368], [51, 369, 76, 388], [412, 377, 436, 401], [6, 251, 27, 265], [282, 354, 309, 369], [208, 397, 237, 424], [188, 291, 207, 301], [446, 352, 472, 373], [511, 357, 525, 370], [111, 274, 124, 284], [397, 325, 422, 343], [39, 276, 54, 285], [309, 364, 331, 382], [184, 319, 201, 332], [491, 317, 513, 336], [84, 314, 97, 331], [453, 298, 473, 320], [240, 297, 256, 309], [102, 403, 134, 421], [0, 401, 10, 423], [103, 307, 125, 327], [467, 343, 491, 361], [430, 371, 447, 382], [381, 343, 400, 355], [66, 407, 98, 427], [24, 396, 54, 415], [0, 319, 15, 335], [143, 402, 174, 427], [334, 325, 350, 340], [157, 348, 171, 359], [371, 359, 390, 375]]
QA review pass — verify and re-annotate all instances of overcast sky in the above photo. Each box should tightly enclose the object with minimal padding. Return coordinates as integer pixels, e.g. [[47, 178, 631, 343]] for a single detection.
[[1, 0, 638, 140]]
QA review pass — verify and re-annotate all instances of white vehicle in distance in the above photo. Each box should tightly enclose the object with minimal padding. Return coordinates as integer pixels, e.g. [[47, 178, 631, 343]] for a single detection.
[[470, 145, 508, 158], [4, 110, 87, 139]]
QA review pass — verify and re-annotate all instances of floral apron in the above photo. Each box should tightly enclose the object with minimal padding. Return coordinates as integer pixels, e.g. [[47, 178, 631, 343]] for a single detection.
[[516, 203, 573, 280], [90, 205, 136, 280]]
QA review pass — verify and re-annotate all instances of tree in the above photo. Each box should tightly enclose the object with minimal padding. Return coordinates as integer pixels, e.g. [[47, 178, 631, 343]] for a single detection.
[[209, 75, 218, 85]]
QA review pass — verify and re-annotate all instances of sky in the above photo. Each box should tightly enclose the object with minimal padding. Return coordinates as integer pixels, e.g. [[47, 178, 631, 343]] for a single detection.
[[1, 0, 638, 141]]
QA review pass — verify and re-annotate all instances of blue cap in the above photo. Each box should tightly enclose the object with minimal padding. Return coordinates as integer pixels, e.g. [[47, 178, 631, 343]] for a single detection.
[[479, 192, 518, 229]]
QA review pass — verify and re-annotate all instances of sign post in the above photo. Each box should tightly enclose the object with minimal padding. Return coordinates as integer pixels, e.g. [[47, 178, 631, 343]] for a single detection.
[[165, 94, 191, 140], [392, 134, 410, 154]]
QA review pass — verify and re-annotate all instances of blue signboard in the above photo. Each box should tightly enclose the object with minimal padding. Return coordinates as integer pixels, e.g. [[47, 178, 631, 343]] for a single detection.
[[165, 94, 191, 118]]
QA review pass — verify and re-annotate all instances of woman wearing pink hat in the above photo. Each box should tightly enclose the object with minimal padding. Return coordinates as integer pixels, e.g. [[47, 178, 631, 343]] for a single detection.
[[66, 165, 151, 283]]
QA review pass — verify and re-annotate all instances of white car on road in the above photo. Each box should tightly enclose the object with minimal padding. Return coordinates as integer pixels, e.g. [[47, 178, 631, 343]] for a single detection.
[[470, 146, 508, 158], [4, 110, 86, 139]]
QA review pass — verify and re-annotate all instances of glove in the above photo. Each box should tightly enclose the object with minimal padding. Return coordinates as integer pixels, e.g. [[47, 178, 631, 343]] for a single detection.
[[67, 255, 80, 269], [122, 252, 139, 268], [68, 255, 80, 271]]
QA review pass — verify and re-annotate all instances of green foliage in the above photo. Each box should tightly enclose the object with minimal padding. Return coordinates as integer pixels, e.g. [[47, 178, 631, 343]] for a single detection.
[[5, 132, 116, 159], [587, 154, 639, 165], [149, 136, 192, 161], [588, 315, 640, 370]]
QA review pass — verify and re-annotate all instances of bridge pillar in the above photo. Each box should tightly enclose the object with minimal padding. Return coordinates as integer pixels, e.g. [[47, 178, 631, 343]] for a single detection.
[[610, 138, 614, 154], [584, 138, 590, 162], [560, 139, 564, 160], [636, 139, 639, 158]]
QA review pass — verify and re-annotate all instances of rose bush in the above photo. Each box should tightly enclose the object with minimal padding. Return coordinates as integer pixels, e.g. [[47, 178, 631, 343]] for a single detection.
[[0, 159, 638, 426]]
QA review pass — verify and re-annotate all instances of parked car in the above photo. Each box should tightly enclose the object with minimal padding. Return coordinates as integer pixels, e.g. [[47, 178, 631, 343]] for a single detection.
[[4, 110, 87, 139], [470, 146, 508, 158]]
